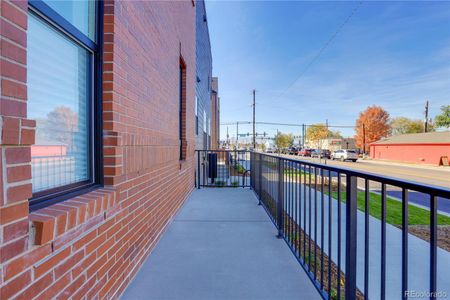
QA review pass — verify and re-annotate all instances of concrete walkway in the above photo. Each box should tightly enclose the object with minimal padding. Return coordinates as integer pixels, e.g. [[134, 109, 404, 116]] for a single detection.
[[121, 188, 320, 300]]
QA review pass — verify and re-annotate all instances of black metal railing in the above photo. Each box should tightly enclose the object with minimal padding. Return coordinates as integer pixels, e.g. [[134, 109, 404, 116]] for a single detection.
[[195, 150, 450, 299], [195, 150, 251, 188], [250, 151, 450, 300]]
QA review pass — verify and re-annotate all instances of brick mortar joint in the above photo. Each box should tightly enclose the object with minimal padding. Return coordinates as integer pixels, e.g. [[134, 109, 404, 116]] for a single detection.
[[1, 14, 27, 30], [1, 56, 27, 68], [0, 35, 27, 52], [2, 0, 28, 13]]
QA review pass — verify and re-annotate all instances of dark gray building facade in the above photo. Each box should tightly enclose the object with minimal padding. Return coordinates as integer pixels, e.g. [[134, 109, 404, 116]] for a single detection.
[[195, 0, 213, 150]]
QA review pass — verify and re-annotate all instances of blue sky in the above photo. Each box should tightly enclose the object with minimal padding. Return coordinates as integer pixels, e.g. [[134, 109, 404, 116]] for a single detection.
[[206, 0, 450, 139]]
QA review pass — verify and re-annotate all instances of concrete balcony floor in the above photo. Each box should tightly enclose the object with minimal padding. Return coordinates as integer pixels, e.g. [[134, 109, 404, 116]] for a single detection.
[[121, 188, 320, 300]]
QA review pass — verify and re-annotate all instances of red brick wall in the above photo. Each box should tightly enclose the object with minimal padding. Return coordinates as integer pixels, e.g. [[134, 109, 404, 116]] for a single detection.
[[0, 0, 196, 298], [370, 143, 450, 165]]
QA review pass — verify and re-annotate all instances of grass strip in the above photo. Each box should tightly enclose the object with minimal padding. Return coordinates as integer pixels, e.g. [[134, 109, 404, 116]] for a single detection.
[[329, 191, 450, 225]]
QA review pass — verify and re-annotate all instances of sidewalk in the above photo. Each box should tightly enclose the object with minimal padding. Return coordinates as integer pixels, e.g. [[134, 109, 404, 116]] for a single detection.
[[361, 158, 450, 172], [121, 188, 320, 300]]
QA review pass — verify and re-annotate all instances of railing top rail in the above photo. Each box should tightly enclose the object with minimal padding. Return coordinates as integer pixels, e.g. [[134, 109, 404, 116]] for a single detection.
[[257, 151, 450, 198]]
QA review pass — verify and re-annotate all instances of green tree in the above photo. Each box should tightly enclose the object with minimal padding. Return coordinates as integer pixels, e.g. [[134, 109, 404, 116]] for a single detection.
[[274, 132, 294, 151], [306, 124, 329, 148], [329, 130, 343, 139], [435, 105, 450, 128], [259, 143, 267, 152], [391, 117, 433, 135]]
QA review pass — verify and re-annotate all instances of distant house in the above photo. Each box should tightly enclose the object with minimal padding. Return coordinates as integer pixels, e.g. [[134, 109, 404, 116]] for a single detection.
[[369, 131, 450, 165], [305, 138, 357, 151]]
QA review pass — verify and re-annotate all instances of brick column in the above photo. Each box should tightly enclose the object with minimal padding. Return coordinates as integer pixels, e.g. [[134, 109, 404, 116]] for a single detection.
[[0, 0, 34, 295]]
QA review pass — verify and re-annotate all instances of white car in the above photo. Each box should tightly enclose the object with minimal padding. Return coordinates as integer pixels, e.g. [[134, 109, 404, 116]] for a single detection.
[[331, 149, 358, 162]]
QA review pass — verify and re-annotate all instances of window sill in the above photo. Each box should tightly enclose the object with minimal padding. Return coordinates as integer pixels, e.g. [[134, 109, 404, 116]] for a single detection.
[[29, 187, 118, 247]]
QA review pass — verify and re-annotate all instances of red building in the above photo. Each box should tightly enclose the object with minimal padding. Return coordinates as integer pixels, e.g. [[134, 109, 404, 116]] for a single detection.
[[369, 131, 450, 165], [0, 0, 196, 298]]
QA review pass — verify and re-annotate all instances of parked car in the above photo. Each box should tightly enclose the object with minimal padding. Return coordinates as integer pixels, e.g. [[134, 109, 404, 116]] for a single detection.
[[266, 148, 275, 153], [281, 148, 290, 154], [299, 148, 313, 157], [331, 149, 358, 162], [311, 149, 331, 159], [288, 147, 300, 155]]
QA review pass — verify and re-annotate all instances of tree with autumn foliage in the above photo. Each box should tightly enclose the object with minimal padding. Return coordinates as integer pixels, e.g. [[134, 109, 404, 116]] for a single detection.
[[274, 132, 294, 151], [355, 106, 391, 153]]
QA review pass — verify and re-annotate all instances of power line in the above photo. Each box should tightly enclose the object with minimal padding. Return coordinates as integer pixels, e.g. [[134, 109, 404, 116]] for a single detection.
[[269, 1, 364, 103], [221, 121, 251, 126], [221, 121, 357, 129]]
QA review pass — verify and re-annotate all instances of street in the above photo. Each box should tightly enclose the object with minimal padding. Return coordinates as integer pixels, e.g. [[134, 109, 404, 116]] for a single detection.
[[279, 154, 450, 214], [282, 155, 450, 188]]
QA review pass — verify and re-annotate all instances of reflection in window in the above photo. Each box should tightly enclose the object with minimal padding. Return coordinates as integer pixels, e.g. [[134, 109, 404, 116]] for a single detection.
[[28, 14, 91, 193], [43, 0, 96, 40]]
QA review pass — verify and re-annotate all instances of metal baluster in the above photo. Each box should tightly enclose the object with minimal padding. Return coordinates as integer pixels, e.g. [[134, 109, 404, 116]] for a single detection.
[[314, 167, 318, 279], [304, 164, 307, 263], [290, 161, 293, 246], [328, 172, 332, 297], [337, 174, 342, 300], [277, 157, 284, 238], [320, 168, 324, 288], [401, 188, 408, 300], [430, 194, 437, 297], [345, 175, 357, 300], [381, 183, 387, 300], [308, 166, 312, 271], [295, 162, 299, 254], [364, 179, 370, 299]]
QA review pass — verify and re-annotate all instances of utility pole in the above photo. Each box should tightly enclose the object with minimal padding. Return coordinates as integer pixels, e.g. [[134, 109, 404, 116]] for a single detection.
[[302, 124, 306, 148], [236, 122, 239, 149], [276, 129, 280, 154], [226, 126, 229, 146], [424, 100, 429, 133], [252, 89, 256, 150]]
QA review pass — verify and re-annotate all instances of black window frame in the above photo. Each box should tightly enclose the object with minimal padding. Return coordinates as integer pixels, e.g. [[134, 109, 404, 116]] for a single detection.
[[28, 0, 104, 211]]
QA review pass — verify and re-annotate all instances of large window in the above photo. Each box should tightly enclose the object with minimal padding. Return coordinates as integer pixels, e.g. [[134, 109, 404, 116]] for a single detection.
[[28, 0, 101, 209], [42, 0, 96, 39]]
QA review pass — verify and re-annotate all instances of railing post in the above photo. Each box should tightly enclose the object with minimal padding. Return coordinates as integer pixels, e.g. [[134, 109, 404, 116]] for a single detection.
[[249, 151, 253, 189], [345, 175, 357, 300], [258, 153, 262, 205], [197, 151, 201, 189], [277, 158, 284, 238]]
